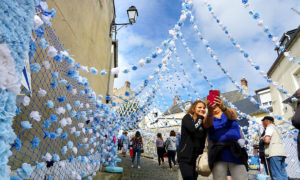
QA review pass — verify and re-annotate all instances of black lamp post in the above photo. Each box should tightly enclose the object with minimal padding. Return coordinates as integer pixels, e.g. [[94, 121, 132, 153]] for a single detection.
[[106, 6, 138, 104], [110, 5, 138, 39]]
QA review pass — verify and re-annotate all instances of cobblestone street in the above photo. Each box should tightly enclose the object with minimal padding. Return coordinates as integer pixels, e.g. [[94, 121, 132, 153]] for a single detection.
[[120, 155, 214, 180]]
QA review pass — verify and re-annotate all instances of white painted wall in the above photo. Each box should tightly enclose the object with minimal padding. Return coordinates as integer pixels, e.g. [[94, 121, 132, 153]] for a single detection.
[[269, 32, 300, 123]]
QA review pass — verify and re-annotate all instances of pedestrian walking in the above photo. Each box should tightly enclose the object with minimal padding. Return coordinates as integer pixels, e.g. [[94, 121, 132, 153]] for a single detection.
[[131, 131, 143, 169], [122, 131, 130, 157], [165, 130, 177, 171], [156, 133, 165, 166], [177, 100, 207, 180], [261, 116, 288, 180], [205, 95, 248, 180]]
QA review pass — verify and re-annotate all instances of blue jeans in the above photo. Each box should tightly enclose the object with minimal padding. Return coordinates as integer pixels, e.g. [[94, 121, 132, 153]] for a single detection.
[[268, 156, 288, 180], [132, 148, 141, 165]]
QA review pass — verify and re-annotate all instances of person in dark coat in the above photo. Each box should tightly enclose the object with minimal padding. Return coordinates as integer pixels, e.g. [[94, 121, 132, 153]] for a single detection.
[[177, 100, 207, 180], [292, 89, 300, 161]]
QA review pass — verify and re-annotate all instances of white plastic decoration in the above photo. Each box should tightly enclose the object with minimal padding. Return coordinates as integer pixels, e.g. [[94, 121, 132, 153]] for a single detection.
[[72, 89, 77, 95], [30, 111, 41, 121], [72, 147, 78, 154], [38, 88, 47, 97], [80, 66, 89, 73], [34, 15, 43, 29], [78, 123, 84, 128], [138, 59, 146, 67], [47, 46, 58, 58], [56, 107, 66, 115], [60, 118, 67, 127], [42, 61, 51, 70], [43, 152, 52, 161], [111, 67, 119, 75], [22, 96, 30, 106], [0, 43, 20, 94]]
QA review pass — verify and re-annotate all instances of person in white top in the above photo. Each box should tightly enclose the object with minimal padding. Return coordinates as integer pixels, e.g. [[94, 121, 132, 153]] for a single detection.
[[261, 116, 288, 180]]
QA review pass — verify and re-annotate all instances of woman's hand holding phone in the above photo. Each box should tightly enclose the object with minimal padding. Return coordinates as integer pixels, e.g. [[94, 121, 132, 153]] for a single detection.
[[214, 96, 226, 111]]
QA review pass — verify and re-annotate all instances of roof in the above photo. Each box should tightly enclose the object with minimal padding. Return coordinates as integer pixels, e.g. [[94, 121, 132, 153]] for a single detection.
[[163, 102, 189, 115], [255, 87, 270, 94], [221, 90, 245, 103], [163, 90, 246, 115], [267, 25, 300, 77]]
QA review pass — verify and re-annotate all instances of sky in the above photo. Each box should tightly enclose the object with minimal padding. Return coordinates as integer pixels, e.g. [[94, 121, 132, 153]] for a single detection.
[[114, 0, 300, 111]]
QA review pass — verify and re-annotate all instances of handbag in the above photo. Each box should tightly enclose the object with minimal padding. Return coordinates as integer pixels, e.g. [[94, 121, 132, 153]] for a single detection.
[[196, 136, 211, 176], [256, 157, 271, 180]]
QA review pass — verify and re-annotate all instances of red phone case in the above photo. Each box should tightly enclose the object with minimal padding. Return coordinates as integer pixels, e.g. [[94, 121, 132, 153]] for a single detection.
[[208, 90, 220, 105]]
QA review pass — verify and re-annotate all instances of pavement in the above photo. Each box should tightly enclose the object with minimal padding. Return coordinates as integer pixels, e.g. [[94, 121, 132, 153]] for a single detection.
[[94, 153, 259, 180], [119, 155, 213, 180]]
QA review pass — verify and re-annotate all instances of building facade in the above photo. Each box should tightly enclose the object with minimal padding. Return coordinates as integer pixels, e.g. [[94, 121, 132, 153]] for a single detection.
[[268, 26, 300, 123], [47, 0, 117, 98]]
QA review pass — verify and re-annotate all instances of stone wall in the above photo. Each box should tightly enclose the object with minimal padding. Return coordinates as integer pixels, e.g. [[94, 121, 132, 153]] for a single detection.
[[47, 0, 116, 97]]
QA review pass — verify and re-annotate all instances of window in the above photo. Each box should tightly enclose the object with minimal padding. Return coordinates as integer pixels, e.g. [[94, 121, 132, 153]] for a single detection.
[[269, 101, 272, 105], [263, 102, 269, 106], [153, 112, 158, 118]]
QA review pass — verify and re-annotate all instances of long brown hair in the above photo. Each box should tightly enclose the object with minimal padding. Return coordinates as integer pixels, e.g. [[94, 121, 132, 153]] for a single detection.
[[157, 133, 163, 141], [187, 100, 206, 115]]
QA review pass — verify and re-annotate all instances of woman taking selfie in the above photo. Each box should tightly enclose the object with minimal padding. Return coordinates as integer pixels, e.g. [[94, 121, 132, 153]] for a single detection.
[[177, 100, 207, 180], [205, 94, 248, 180]]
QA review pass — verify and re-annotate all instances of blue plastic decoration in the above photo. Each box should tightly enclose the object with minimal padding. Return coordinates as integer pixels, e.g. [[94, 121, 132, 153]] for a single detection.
[[17, 163, 32, 178], [45, 100, 54, 108], [67, 141, 73, 149], [35, 26, 45, 38], [31, 138, 40, 149], [55, 128, 62, 136], [50, 80, 57, 89], [59, 79, 67, 85], [124, 91, 130, 96], [53, 54, 63, 62], [49, 114, 58, 123], [57, 96, 66, 102], [52, 154, 60, 162], [100, 70, 107, 75], [51, 72, 59, 79], [90, 67, 98, 75], [66, 84, 72, 91], [132, 66, 138, 71], [49, 132, 57, 140], [30, 63, 41, 73], [21, 121, 32, 130], [74, 100, 80, 107], [70, 110, 77, 117], [39, 38, 49, 49], [66, 103, 72, 111], [61, 146, 68, 155], [13, 138, 22, 151], [61, 133, 68, 140], [65, 56, 74, 64], [44, 120, 51, 129]]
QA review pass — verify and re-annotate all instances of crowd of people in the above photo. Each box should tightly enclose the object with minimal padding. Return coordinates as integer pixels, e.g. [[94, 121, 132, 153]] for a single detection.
[[117, 89, 300, 180]]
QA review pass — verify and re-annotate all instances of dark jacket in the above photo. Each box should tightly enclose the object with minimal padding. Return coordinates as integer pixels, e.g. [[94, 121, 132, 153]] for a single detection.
[[292, 102, 300, 161], [292, 103, 300, 130], [177, 114, 206, 163], [208, 141, 248, 170]]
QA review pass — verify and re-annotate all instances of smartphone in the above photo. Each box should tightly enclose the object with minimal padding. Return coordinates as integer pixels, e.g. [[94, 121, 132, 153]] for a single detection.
[[207, 90, 220, 105]]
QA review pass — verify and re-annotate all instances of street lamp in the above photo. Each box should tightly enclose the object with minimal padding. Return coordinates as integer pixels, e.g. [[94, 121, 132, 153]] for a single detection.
[[107, 6, 138, 103], [127, 6, 138, 24], [110, 5, 139, 39]]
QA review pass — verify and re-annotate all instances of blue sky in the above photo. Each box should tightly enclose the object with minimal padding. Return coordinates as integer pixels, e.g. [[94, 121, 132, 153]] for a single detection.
[[114, 0, 300, 111]]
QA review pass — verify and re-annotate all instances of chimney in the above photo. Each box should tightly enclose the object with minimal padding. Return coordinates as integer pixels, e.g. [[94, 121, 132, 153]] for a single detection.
[[173, 96, 179, 105], [241, 78, 249, 94], [125, 81, 131, 88]]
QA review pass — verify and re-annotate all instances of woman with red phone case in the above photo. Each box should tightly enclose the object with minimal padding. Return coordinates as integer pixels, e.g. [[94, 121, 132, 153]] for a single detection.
[[204, 91, 248, 180]]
